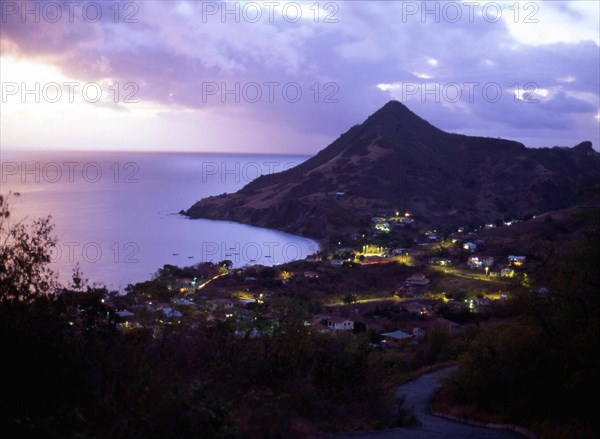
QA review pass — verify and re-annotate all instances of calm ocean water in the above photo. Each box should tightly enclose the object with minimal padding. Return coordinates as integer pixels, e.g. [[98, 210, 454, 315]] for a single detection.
[[0, 150, 318, 290]]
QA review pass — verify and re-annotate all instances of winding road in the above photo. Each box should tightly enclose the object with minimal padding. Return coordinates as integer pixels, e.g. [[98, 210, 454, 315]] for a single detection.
[[337, 366, 524, 439]]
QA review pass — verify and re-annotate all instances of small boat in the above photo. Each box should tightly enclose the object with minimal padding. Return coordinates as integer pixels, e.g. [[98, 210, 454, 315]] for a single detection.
[[13, 192, 21, 196], [188, 256, 194, 259], [172, 253, 179, 256]]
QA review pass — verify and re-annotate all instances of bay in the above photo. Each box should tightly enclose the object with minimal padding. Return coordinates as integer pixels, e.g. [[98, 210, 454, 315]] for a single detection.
[[0, 150, 319, 291]]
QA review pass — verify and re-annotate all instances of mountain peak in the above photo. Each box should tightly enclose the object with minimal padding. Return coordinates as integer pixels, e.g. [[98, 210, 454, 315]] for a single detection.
[[363, 100, 445, 137]]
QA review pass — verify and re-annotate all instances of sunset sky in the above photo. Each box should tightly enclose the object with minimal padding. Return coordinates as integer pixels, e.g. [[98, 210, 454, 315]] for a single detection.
[[1, 0, 599, 154]]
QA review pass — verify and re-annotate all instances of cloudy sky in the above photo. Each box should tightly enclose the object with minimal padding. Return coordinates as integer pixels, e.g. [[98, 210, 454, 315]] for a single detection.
[[1, 0, 599, 154]]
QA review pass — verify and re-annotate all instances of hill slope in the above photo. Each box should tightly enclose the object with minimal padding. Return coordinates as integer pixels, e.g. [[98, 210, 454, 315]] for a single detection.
[[186, 101, 600, 240]]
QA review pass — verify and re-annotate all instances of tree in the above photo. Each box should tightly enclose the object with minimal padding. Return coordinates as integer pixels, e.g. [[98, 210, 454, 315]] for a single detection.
[[70, 262, 88, 292], [0, 195, 58, 302], [219, 259, 233, 269], [343, 293, 358, 306]]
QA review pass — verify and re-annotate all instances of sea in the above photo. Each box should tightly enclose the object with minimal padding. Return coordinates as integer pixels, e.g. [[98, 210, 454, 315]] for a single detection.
[[0, 150, 319, 291]]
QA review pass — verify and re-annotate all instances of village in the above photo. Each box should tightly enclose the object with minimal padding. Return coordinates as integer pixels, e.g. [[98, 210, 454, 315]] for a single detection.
[[94, 209, 540, 354]]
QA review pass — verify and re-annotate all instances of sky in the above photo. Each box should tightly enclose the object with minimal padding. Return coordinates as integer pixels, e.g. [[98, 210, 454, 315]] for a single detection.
[[1, 0, 599, 154]]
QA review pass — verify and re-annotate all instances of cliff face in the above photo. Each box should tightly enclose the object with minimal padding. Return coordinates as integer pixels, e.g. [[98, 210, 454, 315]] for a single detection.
[[186, 101, 600, 240]]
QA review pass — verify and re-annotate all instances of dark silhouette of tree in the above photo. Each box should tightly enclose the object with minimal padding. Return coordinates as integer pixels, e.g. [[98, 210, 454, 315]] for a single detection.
[[70, 262, 88, 292], [0, 195, 58, 302]]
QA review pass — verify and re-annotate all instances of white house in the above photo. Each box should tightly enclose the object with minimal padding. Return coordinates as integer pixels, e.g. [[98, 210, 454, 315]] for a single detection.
[[326, 316, 354, 332], [463, 242, 477, 252], [501, 267, 515, 278]]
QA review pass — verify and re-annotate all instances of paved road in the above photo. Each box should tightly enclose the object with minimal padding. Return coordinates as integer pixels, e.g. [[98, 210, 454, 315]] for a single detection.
[[337, 366, 524, 439]]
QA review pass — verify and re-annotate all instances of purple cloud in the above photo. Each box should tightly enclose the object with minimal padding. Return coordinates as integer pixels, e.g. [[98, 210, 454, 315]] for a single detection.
[[1, 1, 598, 152]]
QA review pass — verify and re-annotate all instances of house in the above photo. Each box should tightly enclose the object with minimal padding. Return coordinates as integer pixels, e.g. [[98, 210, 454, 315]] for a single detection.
[[463, 242, 477, 252], [173, 298, 195, 306], [395, 284, 417, 297], [304, 271, 320, 279], [307, 318, 331, 334], [508, 255, 526, 267], [426, 231, 440, 240], [467, 255, 494, 269], [381, 330, 412, 347], [406, 273, 431, 285], [207, 298, 234, 310], [331, 253, 354, 267], [429, 257, 452, 266], [306, 253, 322, 262], [501, 267, 515, 278], [375, 222, 390, 233], [326, 316, 354, 332], [234, 308, 256, 322], [481, 256, 494, 267], [412, 327, 427, 339], [117, 321, 141, 331], [162, 307, 182, 319], [403, 302, 432, 315], [432, 317, 464, 335], [361, 244, 387, 256]]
